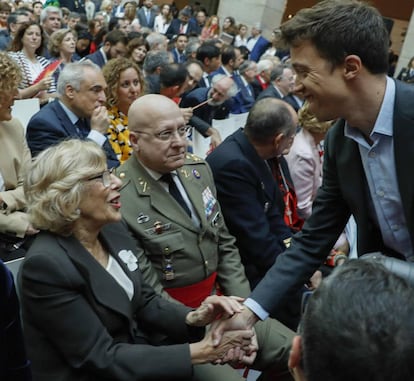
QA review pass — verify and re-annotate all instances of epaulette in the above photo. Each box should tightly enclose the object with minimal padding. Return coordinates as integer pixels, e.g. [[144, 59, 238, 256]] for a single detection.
[[185, 153, 203, 162]]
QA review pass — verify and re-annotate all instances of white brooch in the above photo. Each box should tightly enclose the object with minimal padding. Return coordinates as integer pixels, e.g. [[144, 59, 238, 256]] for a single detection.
[[118, 250, 138, 271]]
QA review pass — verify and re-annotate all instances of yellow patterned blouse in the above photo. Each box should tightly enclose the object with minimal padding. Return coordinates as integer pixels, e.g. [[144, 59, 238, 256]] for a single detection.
[[107, 106, 133, 164]]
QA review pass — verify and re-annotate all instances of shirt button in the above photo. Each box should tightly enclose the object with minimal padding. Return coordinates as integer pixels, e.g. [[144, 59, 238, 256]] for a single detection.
[[376, 189, 384, 197], [369, 151, 376, 158], [392, 225, 400, 231]]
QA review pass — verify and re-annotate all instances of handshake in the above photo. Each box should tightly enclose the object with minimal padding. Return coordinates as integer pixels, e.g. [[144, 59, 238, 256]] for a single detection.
[[185, 295, 258, 366]]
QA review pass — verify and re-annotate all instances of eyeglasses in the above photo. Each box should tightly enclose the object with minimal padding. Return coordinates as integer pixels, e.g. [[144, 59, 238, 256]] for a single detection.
[[86, 168, 114, 187], [134, 125, 190, 142]]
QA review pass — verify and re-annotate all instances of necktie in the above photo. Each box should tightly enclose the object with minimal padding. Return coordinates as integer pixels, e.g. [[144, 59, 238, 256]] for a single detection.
[[146, 10, 151, 24], [160, 173, 191, 217], [75, 118, 89, 138], [179, 23, 184, 34]]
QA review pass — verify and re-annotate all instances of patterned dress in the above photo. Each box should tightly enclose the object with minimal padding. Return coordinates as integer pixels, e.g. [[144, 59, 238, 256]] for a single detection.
[[106, 106, 132, 164]]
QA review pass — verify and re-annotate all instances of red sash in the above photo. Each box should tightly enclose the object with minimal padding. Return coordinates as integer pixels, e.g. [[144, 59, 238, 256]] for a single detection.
[[165, 272, 218, 308]]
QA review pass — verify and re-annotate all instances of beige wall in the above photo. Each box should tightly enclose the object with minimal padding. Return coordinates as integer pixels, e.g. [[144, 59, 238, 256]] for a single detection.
[[217, 0, 287, 40]]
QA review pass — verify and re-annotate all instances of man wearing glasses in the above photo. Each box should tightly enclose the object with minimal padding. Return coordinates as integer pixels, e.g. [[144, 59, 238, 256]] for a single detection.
[[118, 94, 295, 381], [26, 61, 119, 168]]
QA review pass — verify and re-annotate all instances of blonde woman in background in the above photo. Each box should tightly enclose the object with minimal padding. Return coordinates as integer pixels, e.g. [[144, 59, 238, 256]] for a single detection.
[[102, 57, 144, 164]]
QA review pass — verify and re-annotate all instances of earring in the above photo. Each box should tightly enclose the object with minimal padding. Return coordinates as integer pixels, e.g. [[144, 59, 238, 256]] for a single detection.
[[75, 208, 81, 215]]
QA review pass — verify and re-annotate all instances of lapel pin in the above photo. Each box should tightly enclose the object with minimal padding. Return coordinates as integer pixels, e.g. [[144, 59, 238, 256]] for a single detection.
[[137, 213, 150, 224], [192, 169, 201, 179]]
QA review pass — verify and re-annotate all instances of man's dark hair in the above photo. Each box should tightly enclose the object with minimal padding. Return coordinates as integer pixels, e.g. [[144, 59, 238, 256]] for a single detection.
[[160, 63, 188, 88], [104, 29, 128, 46], [301, 260, 414, 381], [280, 0, 389, 74], [244, 98, 294, 144], [221, 45, 236, 66], [196, 43, 220, 63]]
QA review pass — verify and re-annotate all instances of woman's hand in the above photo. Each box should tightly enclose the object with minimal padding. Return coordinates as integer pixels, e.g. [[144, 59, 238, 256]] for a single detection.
[[189, 320, 255, 365], [185, 295, 244, 327]]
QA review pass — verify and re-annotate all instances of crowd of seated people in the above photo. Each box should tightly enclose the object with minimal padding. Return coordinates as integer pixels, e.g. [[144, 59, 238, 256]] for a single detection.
[[2, 0, 414, 380]]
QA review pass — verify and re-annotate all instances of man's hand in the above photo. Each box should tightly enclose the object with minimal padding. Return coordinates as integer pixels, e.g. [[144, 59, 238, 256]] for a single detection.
[[206, 127, 222, 149], [180, 107, 193, 124], [185, 295, 244, 327], [90, 106, 109, 134], [211, 307, 259, 346]]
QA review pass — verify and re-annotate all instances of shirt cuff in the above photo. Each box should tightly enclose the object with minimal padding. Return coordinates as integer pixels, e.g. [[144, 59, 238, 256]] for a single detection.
[[87, 130, 106, 146], [244, 298, 269, 321]]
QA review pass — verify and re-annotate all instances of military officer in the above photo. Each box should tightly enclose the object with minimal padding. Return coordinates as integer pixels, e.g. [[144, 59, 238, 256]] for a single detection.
[[117, 94, 294, 381]]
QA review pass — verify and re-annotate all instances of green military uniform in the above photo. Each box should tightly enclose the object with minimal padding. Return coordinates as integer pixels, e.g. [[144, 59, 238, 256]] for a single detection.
[[118, 154, 294, 381]]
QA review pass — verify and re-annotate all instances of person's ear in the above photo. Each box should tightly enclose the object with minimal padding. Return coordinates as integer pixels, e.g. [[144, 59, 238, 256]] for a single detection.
[[129, 131, 140, 152], [273, 132, 284, 149], [103, 41, 111, 53], [343, 54, 361, 80], [289, 335, 307, 381], [65, 84, 75, 99]]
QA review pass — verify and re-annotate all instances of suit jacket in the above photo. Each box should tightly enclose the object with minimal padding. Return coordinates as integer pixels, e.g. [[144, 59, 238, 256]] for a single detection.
[[82, 49, 106, 68], [231, 76, 255, 114], [26, 99, 119, 168], [249, 35, 270, 62], [137, 6, 156, 29], [19, 222, 199, 381], [250, 79, 414, 314], [0, 260, 31, 381], [117, 154, 250, 303], [285, 128, 322, 219], [0, 119, 31, 237], [256, 84, 283, 102], [206, 129, 291, 287], [171, 48, 186, 63], [166, 19, 199, 40], [283, 94, 302, 112]]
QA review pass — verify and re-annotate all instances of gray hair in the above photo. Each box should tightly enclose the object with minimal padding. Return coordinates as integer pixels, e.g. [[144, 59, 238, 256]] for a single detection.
[[211, 73, 238, 98], [256, 59, 273, 73], [40, 6, 62, 24], [145, 32, 167, 50], [57, 60, 101, 96], [239, 60, 256, 75], [25, 139, 107, 236], [143, 50, 170, 74]]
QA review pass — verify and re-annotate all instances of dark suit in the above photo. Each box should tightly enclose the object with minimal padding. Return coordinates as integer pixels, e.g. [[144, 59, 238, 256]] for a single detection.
[[137, 6, 156, 29], [248, 35, 270, 62], [171, 48, 186, 63], [26, 100, 119, 168], [166, 19, 199, 40], [283, 94, 302, 112], [0, 260, 31, 381], [250, 80, 414, 315], [206, 129, 291, 288], [19, 222, 201, 381], [82, 49, 106, 68], [231, 77, 255, 114], [256, 84, 283, 102]]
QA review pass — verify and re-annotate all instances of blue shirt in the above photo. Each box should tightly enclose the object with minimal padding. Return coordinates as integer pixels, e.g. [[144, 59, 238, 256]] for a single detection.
[[345, 76, 413, 259]]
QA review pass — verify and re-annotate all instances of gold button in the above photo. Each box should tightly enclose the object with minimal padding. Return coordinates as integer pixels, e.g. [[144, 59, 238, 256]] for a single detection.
[[119, 172, 125, 179], [164, 247, 170, 253]]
